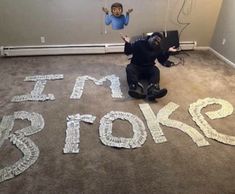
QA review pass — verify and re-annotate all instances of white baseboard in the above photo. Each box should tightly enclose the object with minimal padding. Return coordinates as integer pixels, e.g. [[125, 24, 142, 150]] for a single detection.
[[209, 47, 235, 68], [180, 41, 197, 50], [1, 43, 235, 69], [0, 43, 125, 57], [195, 46, 210, 50], [1, 42, 196, 57], [192, 46, 235, 68]]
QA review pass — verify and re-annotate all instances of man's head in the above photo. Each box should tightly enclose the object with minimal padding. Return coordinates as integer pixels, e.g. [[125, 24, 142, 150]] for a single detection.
[[148, 32, 163, 50], [111, 2, 123, 17]]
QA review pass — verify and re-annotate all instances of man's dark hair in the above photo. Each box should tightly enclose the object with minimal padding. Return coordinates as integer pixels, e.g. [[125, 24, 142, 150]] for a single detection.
[[111, 2, 123, 9], [150, 32, 163, 39]]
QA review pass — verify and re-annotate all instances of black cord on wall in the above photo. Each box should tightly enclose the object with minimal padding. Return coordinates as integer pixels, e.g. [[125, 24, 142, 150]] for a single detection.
[[177, 0, 192, 38]]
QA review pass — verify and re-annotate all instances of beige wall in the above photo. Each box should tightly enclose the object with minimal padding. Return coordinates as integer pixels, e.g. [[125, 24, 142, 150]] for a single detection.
[[0, 0, 222, 46], [183, 0, 222, 46], [211, 0, 235, 64]]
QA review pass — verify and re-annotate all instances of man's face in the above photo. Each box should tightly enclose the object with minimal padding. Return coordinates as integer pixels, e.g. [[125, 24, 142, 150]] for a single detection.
[[111, 6, 123, 17], [148, 35, 162, 50], [153, 36, 161, 46]]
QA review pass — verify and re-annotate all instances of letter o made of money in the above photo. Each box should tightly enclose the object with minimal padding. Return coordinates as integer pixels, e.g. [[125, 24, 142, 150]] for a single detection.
[[99, 111, 147, 148]]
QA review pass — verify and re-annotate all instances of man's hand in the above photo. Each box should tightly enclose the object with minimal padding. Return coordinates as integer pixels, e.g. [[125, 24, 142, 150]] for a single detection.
[[168, 46, 178, 52], [102, 7, 109, 14], [127, 9, 133, 14], [120, 33, 130, 43]]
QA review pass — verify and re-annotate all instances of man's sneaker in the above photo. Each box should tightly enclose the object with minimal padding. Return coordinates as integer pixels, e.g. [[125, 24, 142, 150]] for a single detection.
[[147, 83, 167, 101], [163, 60, 175, 67], [128, 83, 146, 99]]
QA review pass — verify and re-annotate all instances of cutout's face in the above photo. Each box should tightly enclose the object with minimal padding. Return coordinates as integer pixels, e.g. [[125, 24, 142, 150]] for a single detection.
[[111, 6, 123, 17]]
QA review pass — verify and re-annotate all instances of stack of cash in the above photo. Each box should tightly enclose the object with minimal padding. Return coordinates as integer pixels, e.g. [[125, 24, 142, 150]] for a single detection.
[[99, 111, 146, 148], [70, 74, 123, 99], [0, 111, 44, 183], [63, 114, 96, 153], [11, 74, 63, 102], [189, 97, 235, 145]]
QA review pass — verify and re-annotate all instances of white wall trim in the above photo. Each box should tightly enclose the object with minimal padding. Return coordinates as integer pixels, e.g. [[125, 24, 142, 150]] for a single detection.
[[195, 46, 210, 50], [1, 41, 197, 57], [1, 43, 235, 69], [209, 47, 235, 68], [0, 46, 4, 56], [0, 43, 125, 57], [193, 46, 235, 68]]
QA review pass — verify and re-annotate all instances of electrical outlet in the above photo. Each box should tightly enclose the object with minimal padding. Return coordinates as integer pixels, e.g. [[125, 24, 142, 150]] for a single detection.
[[222, 38, 226, 45], [40, 36, 46, 43]]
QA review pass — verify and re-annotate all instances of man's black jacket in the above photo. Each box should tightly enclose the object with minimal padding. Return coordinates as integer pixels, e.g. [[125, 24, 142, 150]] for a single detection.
[[124, 38, 170, 67]]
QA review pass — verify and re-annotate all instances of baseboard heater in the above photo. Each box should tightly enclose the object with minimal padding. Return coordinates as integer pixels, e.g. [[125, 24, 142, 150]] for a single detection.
[[0, 41, 196, 57], [179, 41, 197, 50], [0, 43, 125, 57]]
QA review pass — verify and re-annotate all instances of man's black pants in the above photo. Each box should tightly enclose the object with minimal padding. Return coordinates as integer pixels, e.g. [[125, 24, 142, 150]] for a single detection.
[[126, 63, 160, 87]]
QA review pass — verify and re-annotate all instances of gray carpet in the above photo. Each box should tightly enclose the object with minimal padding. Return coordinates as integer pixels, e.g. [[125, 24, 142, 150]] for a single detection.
[[0, 50, 235, 194]]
